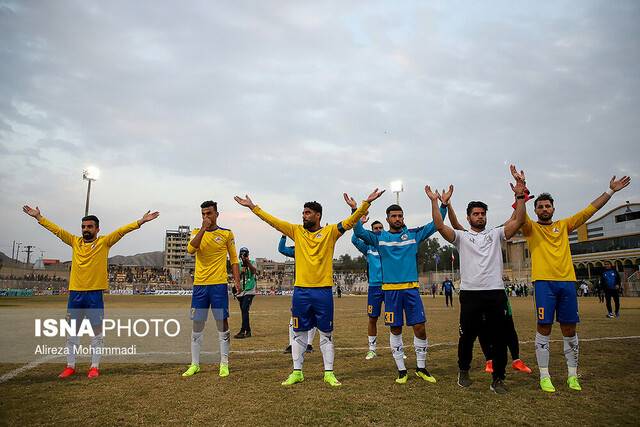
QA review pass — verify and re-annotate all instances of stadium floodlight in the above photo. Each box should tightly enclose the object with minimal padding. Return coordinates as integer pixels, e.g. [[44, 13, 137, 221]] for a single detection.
[[83, 166, 100, 181], [82, 166, 100, 216], [390, 180, 404, 204]]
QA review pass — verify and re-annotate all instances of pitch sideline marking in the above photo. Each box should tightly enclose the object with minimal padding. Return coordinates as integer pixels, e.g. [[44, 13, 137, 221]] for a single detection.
[[2, 335, 639, 384]]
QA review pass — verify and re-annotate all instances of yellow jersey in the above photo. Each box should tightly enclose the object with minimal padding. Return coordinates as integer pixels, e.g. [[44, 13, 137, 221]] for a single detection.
[[187, 227, 239, 285], [38, 216, 140, 291], [521, 204, 597, 281], [251, 201, 370, 287]]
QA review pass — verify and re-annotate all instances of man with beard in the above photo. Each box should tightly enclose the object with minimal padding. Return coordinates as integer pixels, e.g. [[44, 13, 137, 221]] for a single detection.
[[278, 235, 316, 354], [22, 205, 159, 379], [524, 175, 630, 393], [234, 188, 384, 387], [428, 164, 527, 394], [353, 190, 449, 384]]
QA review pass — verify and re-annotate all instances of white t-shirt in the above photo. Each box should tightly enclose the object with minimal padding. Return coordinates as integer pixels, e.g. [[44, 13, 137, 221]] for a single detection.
[[453, 227, 506, 291]]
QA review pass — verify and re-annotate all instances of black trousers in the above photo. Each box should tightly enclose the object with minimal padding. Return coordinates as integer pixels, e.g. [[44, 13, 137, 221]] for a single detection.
[[445, 292, 453, 307], [237, 295, 255, 332], [605, 288, 620, 314], [479, 314, 519, 361], [458, 290, 507, 380]]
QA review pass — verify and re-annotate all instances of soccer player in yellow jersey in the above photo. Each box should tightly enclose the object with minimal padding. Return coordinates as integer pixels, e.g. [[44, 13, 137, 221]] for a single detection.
[[22, 205, 159, 379], [182, 201, 241, 378], [524, 175, 630, 393], [234, 188, 384, 387]]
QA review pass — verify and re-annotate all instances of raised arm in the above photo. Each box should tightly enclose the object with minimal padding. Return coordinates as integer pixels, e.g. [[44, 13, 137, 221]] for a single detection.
[[591, 176, 631, 210], [564, 175, 631, 232], [503, 165, 527, 240], [343, 192, 381, 245], [425, 185, 454, 243], [278, 235, 295, 258], [105, 210, 159, 247], [447, 201, 465, 231], [337, 188, 384, 234], [234, 194, 296, 239], [351, 233, 368, 256], [23, 205, 75, 246]]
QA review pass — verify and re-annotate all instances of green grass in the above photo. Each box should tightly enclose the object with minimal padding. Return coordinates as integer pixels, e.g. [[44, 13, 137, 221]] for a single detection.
[[1, 295, 639, 426]]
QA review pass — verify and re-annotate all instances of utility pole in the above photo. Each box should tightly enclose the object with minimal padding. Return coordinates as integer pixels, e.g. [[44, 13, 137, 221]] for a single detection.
[[16, 242, 22, 262], [12, 240, 16, 260], [23, 245, 36, 265]]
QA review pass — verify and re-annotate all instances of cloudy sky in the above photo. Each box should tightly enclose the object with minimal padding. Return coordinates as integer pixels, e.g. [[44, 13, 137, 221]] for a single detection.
[[1, 0, 638, 263]]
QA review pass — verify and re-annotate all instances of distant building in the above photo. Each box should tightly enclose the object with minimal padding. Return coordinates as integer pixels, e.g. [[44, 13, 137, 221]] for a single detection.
[[164, 225, 195, 284]]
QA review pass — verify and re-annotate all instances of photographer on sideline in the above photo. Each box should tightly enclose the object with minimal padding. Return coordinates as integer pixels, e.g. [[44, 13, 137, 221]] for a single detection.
[[235, 247, 257, 338]]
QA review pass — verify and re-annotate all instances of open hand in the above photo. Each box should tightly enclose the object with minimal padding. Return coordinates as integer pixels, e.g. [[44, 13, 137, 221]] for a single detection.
[[366, 188, 385, 203], [424, 185, 439, 201], [140, 210, 160, 224], [234, 195, 256, 209], [343, 193, 357, 209], [23, 205, 41, 219], [610, 176, 631, 192], [441, 185, 454, 204]]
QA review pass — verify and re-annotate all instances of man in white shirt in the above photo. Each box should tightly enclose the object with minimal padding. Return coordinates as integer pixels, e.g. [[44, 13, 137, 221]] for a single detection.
[[427, 165, 527, 394]]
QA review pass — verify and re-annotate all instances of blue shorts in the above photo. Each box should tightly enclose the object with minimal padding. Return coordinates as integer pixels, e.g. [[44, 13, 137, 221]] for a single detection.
[[191, 284, 229, 321], [367, 286, 384, 318], [291, 287, 333, 333], [67, 290, 104, 326], [383, 288, 426, 327], [534, 280, 580, 324]]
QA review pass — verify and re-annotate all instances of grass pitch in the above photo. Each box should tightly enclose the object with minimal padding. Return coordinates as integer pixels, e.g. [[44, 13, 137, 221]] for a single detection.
[[1, 294, 639, 426]]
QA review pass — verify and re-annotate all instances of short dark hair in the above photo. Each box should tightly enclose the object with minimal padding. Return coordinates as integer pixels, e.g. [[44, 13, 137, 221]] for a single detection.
[[371, 220, 383, 229], [534, 193, 554, 208], [200, 200, 218, 210], [466, 201, 488, 215], [304, 201, 322, 216], [386, 204, 403, 215], [82, 215, 100, 227]]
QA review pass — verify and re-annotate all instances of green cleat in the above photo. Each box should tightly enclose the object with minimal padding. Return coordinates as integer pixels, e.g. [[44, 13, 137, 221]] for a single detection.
[[219, 363, 229, 377], [395, 371, 409, 385], [182, 364, 200, 377], [281, 370, 304, 386], [415, 369, 437, 383], [323, 371, 342, 387], [567, 375, 582, 391], [540, 377, 556, 393], [365, 350, 377, 360]]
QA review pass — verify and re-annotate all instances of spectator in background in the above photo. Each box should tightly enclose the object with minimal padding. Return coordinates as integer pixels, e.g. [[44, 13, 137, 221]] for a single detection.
[[235, 247, 257, 338], [600, 261, 621, 318]]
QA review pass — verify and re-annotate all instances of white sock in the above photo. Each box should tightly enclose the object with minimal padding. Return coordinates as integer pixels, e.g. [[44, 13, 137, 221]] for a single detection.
[[414, 336, 427, 369], [90, 333, 104, 368], [390, 333, 406, 371], [191, 331, 203, 365], [368, 335, 377, 352], [319, 331, 335, 371], [66, 335, 79, 368], [218, 330, 230, 364], [535, 332, 551, 379], [563, 334, 579, 377], [308, 327, 317, 345], [292, 330, 308, 370], [288, 319, 295, 346]]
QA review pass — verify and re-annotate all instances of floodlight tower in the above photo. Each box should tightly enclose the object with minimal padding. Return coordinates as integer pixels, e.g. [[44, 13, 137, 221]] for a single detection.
[[390, 180, 404, 205], [82, 166, 100, 216]]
